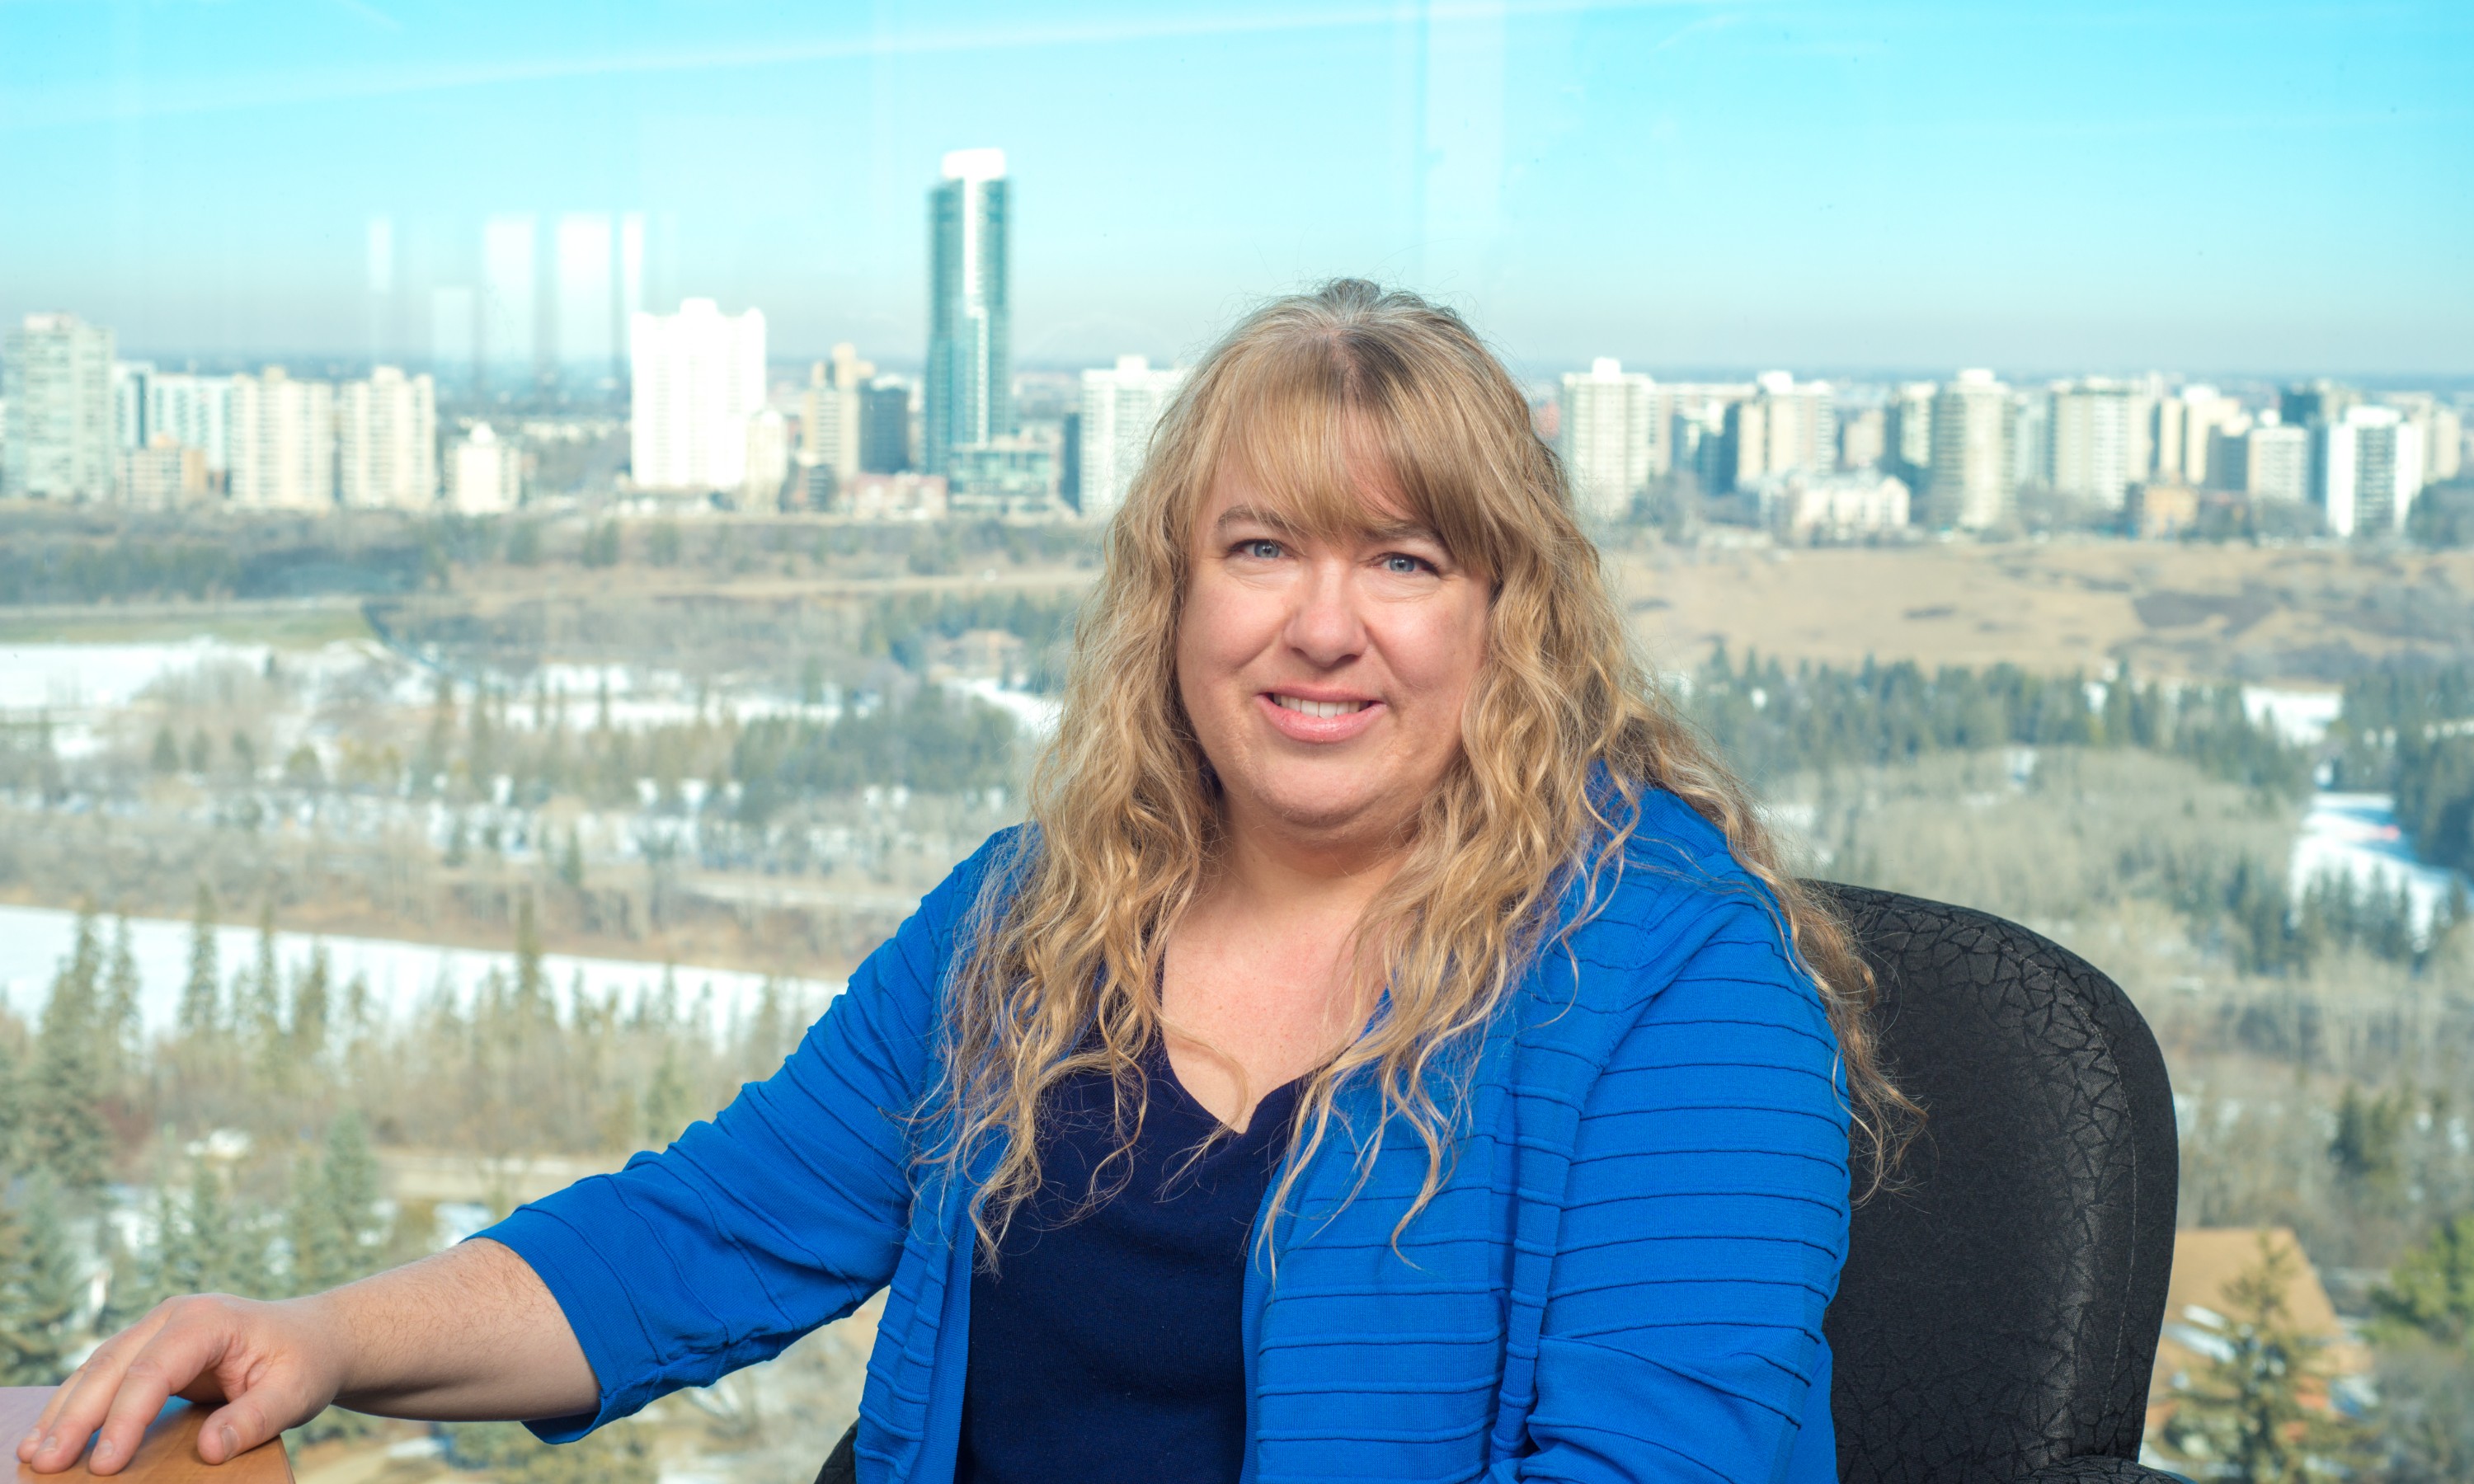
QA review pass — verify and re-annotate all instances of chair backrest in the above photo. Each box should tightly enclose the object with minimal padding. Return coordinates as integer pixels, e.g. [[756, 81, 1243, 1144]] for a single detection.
[[1811, 883, 2178, 1484]]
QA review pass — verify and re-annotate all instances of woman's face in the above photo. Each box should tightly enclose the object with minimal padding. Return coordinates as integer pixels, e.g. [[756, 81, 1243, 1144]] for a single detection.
[[1177, 463, 1490, 857]]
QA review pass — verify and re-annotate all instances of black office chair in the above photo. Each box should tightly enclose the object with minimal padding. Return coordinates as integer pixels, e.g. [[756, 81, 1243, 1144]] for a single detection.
[[1814, 882, 2181, 1484], [817, 885, 2183, 1484]]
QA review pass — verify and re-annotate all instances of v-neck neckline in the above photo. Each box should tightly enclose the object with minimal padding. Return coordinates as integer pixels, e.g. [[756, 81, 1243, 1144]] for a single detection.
[[1150, 1038, 1305, 1141]]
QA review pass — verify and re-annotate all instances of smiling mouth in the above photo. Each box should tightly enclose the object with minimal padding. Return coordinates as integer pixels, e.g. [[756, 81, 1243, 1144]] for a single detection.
[[1270, 694, 1371, 719]]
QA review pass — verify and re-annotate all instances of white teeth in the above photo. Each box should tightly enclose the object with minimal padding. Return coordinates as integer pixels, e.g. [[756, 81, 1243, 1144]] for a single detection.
[[1273, 695, 1369, 719]]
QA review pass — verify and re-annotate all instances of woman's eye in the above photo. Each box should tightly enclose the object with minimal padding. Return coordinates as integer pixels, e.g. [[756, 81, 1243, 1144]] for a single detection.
[[1240, 539, 1283, 560], [1381, 553, 1432, 575]]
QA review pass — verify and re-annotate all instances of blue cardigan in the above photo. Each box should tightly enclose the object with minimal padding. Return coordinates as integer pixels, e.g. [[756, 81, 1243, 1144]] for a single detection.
[[482, 790, 1851, 1484]]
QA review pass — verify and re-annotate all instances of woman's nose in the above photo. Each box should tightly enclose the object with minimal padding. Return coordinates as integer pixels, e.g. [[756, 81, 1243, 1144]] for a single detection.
[[1284, 560, 1368, 665]]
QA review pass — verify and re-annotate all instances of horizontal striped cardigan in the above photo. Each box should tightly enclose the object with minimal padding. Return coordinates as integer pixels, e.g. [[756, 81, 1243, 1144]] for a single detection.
[[484, 790, 1851, 1484]]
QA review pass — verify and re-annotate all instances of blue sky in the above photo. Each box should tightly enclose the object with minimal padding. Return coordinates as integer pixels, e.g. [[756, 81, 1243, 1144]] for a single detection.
[[2, 0, 2467, 376]]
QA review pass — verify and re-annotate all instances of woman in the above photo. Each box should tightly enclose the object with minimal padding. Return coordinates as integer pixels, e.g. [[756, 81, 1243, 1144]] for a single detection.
[[22, 281, 1900, 1483]]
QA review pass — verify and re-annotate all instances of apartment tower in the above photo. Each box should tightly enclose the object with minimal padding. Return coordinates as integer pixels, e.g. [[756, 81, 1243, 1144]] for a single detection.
[[925, 148, 1010, 476], [2, 312, 115, 500]]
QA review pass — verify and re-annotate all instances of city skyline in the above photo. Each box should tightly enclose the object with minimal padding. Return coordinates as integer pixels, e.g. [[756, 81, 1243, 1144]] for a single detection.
[[2, 1, 2467, 376]]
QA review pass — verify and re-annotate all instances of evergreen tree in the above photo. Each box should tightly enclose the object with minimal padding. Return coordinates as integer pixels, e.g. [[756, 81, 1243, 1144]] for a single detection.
[[162, 1160, 264, 1298], [102, 914, 140, 1084], [289, 1114, 382, 1297], [2164, 1234, 2372, 1482], [148, 725, 181, 774], [642, 1045, 691, 1149], [514, 895, 548, 1023], [0, 1036, 21, 1171], [241, 900, 284, 1082], [180, 882, 220, 1037], [2373, 1213, 2474, 1346], [291, 944, 331, 1064], [94, 1217, 158, 1336], [31, 908, 110, 1187], [2330, 1084, 2406, 1190], [0, 1171, 82, 1384]]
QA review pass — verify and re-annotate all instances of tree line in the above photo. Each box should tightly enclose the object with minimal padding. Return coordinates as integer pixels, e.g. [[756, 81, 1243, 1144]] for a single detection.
[[1683, 647, 2312, 796]]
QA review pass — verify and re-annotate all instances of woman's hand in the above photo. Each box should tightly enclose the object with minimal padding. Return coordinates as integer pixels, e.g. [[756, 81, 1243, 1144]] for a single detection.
[[15, 1239, 597, 1477], [16, 1291, 345, 1475]]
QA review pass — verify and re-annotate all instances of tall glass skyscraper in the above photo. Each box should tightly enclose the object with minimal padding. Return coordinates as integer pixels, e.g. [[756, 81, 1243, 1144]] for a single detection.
[[925, 148, 1009, 475]]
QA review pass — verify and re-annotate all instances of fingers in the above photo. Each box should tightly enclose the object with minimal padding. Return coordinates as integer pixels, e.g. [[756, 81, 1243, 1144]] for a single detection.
[[16, 1303, 176, 1472], [81, 1327, 228, 1477], [197, 1392, 283, 1466]]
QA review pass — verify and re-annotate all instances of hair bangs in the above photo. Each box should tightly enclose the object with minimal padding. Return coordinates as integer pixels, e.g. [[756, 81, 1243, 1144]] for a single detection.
[[1194, 330, 1512, 581]]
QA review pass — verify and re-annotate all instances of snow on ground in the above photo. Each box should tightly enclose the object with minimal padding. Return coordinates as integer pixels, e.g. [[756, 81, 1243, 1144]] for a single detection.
[[2288, 791, 2468, 942], [0, 904, 840, 1040], [2242, 685, 2345, 748]]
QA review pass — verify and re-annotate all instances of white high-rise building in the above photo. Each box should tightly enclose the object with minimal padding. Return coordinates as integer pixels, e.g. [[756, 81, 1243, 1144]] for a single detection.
[[2, 312, 116, 500], [2320, 406, 2424, 538], [2244, 420, 2311, 504], [1559, 359, 1662, 519], [2381, 392, 2462, 486], [628, 298, 767, 493], [926, 148, 1010, 475], [1927, 369, 2011, 530], [2050, 378, 2146, 509], [337, 366, 438, 509], [446, 423, 521, 513], [802, 343, 876, 492], [1077, 355, 1187, 519], [146, 374, 235, 476], [1724, 371, 1835, 491], [227, 368, 336, 510]]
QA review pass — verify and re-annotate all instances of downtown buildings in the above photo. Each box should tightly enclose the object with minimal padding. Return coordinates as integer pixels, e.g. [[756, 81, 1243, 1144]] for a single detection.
[[1545, 353, 2465, 542]]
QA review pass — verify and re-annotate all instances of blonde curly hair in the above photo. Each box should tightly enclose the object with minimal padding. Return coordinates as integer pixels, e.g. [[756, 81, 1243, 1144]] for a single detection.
[[925, 279, 1907, 1247]]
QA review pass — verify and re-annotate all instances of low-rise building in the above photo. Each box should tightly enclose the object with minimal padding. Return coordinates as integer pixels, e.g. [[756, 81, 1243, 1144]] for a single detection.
[[2127, 479, 2199, 539], [1753, 470, 1911, 542], [837, 472, 947, 521], [948, 434, 1058, 519], [119, 434, 211, 507]]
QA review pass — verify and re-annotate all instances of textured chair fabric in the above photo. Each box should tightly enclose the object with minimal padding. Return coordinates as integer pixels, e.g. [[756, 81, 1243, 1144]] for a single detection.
[[820, 883, 2185, 1484], [1813, 882, 2182, 1484]]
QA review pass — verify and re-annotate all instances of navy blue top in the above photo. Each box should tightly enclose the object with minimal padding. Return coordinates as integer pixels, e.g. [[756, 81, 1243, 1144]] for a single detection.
[[956, 1045, 1301, 1484]]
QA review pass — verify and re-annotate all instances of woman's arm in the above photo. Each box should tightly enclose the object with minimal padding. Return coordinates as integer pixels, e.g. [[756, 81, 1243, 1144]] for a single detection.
[[17, 1237, 592, 1477], [476, 834, 986, 1439], [1521, 899, 1853, 1483], [21, 830, 1009, 1476]]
